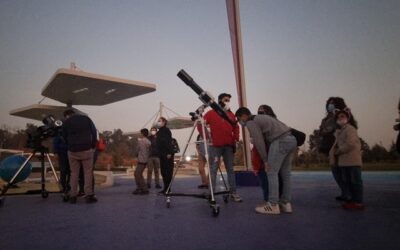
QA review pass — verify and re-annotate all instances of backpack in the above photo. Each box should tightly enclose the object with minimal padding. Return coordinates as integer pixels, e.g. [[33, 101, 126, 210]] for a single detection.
[[290, 128, 306, 147], [171, 138, 180, 154]]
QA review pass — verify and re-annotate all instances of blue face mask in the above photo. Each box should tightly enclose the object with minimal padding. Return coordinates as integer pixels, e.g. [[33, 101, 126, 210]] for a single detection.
[[327, 104, 335, 113], [239, 120, 246, 127]]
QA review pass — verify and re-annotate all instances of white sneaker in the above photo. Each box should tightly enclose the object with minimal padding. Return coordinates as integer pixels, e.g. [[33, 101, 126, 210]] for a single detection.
[[255, 202, 280, 215], [230, 193, 243, 202], [279, 202, 293, 213]]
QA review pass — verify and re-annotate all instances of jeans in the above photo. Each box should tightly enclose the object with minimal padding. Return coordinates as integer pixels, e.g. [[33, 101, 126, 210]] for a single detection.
[[258, 168, 269, 201], [267, 134, 297, 204], [210, 146, 236, 193], [337, 166, 363, 203], [331, 166, 350, 200], [57, 152, 70, 194]]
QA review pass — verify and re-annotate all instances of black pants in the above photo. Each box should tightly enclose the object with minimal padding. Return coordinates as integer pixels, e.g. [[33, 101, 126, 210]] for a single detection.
[[58, 152, 71, 193], [160, 155, 174, 191], [337, 166, 363, 203], [331, 166, 347, 198]]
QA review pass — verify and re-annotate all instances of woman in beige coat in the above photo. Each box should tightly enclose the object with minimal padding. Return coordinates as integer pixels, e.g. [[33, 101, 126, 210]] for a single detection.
[[329, 110, 364, 210]]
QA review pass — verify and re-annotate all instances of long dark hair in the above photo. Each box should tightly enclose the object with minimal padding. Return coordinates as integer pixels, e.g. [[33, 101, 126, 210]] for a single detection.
[[257, 105, 277, 118], [325, 96, 358, 129], [325, 97, 347, 111]]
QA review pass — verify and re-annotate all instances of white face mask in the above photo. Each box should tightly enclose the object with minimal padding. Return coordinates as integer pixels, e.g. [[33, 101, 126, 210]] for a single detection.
[[337, 118, 348, 127], [156, 121, 164, 128], [223, 102, 230, 111], [151, 131, 157, 136]]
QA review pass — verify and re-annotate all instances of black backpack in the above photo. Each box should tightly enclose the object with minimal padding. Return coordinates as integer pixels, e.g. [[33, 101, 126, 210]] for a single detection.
[[171, 138, 180, 154], [291, 128, 306, 147]]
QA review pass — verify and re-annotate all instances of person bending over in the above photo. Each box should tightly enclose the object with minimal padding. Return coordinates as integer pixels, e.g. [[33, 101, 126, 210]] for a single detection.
[[235, 107, 297, 215]]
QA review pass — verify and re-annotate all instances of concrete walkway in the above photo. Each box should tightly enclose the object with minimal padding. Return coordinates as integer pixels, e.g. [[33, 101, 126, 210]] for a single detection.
[[0, 171, 399, 250]]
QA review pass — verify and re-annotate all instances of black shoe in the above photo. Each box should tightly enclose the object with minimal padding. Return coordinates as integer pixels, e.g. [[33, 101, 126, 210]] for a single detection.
[[62, 194, 70, 202], [86, 195, 98, 203], [78, 191, 85, 197], [147, 184, 151, 189], [155, 184, 162, 189], [132, 189, 142, 195], [140, 190, 150, 195], [69, 196, 77, 204], [336, 196, 348, 202]]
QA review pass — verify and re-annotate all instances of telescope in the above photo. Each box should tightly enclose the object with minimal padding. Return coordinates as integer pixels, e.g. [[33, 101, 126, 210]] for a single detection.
[[177, 69, 236, 126]]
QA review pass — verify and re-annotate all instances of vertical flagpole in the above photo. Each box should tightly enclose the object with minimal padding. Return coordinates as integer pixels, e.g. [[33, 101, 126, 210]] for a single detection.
[[226, 0, 252, 171]]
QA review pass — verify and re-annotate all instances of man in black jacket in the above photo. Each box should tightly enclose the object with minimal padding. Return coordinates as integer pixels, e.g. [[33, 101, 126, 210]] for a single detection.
[[156, 117, 174, 194], [62, 110, 97, 204]]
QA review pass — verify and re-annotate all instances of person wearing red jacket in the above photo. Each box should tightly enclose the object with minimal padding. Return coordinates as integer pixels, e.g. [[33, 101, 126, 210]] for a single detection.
[[203, 93, 242, 202]]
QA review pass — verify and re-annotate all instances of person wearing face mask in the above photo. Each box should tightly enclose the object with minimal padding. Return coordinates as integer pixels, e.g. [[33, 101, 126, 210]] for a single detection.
[[318, 97, 348, 155], [329, 110, 364, 210], [235, 107, 297, 215], [251, 105, 279, 205], [202, 93, 242, 202], [156, 117, 174, 194], [147, 127, 162, 189], [318, 97, 350, 202]]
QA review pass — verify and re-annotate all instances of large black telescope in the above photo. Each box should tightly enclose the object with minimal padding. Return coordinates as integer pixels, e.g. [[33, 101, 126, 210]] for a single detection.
[[177, 69, 236, 126]]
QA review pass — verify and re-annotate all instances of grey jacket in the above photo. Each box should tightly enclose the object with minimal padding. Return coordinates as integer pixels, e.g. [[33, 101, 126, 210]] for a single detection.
[[246, 115, 291, 163], [137, 137, 151, 164], [329, 124, 362, 167]]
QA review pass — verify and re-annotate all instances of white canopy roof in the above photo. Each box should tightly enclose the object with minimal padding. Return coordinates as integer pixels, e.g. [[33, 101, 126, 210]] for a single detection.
[[41, 68, 156, 106], [166, 117, 194, 130], [9, 104, 84, 121]]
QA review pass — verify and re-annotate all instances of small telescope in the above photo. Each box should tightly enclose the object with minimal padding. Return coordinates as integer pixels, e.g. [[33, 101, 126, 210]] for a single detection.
[[177, 69, 236, 126]]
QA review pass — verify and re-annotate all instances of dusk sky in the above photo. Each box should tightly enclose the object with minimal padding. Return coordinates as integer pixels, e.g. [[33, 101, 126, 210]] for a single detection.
[[0, 0, 399, 152]]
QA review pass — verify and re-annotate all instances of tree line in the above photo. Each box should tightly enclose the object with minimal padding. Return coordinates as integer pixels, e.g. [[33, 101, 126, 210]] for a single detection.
[[0, 124, 398, 169]]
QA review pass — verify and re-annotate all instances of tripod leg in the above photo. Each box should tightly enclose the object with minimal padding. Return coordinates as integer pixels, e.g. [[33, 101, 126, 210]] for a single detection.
[[46, 153, 61, 192], [0, 153, 35, 199], [218, 166, 230, 204], [201, 118, 216, 204]]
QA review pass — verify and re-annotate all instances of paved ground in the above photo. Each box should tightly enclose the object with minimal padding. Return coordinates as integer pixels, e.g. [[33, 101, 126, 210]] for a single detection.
[[0, 171, 399, 250]]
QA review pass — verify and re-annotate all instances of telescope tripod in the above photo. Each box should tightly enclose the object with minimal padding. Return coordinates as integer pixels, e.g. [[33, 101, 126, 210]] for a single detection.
[[0, 146, 61, 206], [164, 105, 230, 217]]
